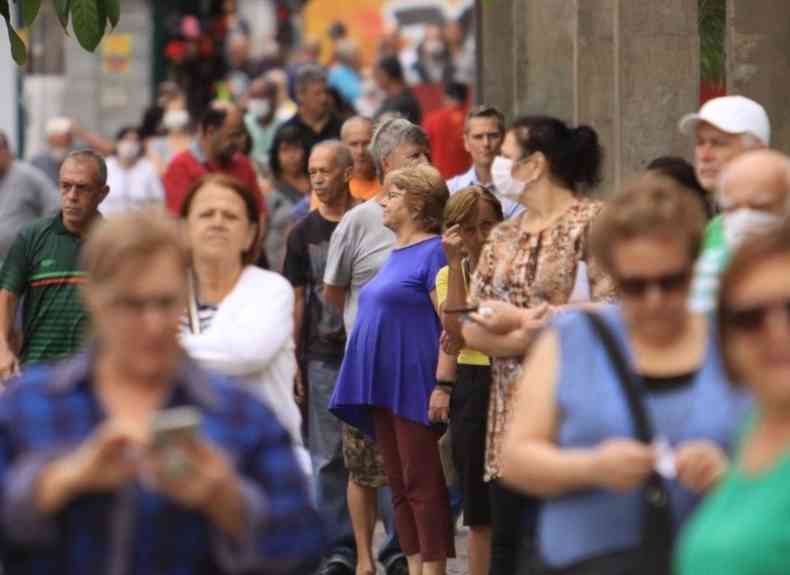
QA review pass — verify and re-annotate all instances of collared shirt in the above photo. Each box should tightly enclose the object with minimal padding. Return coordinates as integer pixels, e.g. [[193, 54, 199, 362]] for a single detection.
[[0, 212, 87, 364], [276, 112, 343, 153], [446, 166, 525, 220], [0, 350, 322, 575], [162, 143, 263, 216]]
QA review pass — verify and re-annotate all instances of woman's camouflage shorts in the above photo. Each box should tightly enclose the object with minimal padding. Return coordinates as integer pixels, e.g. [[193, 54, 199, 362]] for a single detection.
[[342, 424, 388, 488]]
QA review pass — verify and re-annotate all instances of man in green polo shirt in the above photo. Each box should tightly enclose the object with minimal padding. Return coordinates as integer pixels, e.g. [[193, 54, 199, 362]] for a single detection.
[[0, 150, 109, 379]]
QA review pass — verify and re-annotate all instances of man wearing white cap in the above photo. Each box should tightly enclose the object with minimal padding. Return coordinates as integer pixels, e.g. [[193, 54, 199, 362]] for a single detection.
[[679, 95, 773, 311]]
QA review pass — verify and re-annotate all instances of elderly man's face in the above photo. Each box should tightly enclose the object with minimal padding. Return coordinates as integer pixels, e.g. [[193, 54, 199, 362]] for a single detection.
[[309, 145, 351, 207], [383, 142, 430, 175], [59, 158, 109, 233], [341, 121, 375, 177], [88, 248, 186, 381], [695, 123, 753, 192]]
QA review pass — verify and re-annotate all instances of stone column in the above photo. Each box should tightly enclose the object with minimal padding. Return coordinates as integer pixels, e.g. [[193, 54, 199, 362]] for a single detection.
[[727, 0, 790, 152], [479, 0, 699, 195]]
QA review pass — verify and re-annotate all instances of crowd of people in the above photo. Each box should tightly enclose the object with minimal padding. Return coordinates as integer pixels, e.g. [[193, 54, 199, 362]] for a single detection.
[[0, 7, 788, 575]]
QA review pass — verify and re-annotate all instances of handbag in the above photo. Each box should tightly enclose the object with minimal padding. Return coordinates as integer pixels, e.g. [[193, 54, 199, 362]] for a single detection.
[[578, 311, 675, 575]]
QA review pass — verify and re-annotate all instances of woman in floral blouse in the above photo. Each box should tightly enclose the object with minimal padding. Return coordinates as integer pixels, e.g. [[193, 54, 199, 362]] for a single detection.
[[463, 115, 616, 575]]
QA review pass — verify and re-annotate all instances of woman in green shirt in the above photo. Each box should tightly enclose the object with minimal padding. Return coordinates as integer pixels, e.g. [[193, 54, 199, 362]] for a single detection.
[[676, 222, 790, 574]]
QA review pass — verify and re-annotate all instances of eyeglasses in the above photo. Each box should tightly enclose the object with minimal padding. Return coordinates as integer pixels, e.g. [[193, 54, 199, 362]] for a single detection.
[[384, 189, 405, 201], [616, 270, 691, 298], [724, 300, 790, 333]]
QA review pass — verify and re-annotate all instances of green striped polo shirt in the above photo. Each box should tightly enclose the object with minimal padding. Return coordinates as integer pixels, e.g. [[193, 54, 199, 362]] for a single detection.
[[0, 213, 88, 364]]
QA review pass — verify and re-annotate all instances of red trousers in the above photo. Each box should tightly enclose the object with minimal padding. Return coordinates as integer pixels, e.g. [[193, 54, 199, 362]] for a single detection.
[[373, 408, 455, 561]]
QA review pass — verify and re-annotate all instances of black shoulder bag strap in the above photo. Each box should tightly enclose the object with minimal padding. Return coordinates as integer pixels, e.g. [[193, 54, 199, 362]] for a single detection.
[[583, 311, 674, 575]]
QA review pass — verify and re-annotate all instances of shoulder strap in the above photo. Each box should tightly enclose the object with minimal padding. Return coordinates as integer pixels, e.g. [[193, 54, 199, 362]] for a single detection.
[[187, 271, 201, 335], [583, 311, 654, 443]]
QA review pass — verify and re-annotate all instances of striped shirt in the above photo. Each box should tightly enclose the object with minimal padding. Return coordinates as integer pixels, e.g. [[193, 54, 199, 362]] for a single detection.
[[0, 213, 88, 364]]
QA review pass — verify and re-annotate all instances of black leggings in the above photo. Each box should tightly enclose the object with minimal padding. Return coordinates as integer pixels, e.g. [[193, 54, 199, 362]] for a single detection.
[[489, 480, 538, 575]]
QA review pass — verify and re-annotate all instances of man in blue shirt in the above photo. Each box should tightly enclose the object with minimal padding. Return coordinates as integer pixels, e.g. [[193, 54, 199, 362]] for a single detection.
[[0, 209, 321, 575]]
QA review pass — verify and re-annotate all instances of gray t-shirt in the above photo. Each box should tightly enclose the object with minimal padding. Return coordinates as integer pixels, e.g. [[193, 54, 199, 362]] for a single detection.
[[324, 198, 395, 335], [0, 161, 60, 260]]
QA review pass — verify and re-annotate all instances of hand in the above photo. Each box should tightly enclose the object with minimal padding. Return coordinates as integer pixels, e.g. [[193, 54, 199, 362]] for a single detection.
[[591, 438, 656, 493], [428, 386, 451, 423], [65, 420, 142, 494], [468, 300, 550, 335], [294, 368, 305, 405], [146, 436, 238, 514], [675, 440, 728, 494], [440, 331, 463, 356], [441, 224, 465, 264], [0, 345, 20, 382]]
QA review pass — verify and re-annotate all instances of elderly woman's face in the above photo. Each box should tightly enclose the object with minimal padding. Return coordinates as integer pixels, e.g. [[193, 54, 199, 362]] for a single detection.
[[186, 183, 256, 265], [611, 234, 693, 345], [380, 183, 410, 231], [723, 253, 790, 404], [88, 248, 186, 380]]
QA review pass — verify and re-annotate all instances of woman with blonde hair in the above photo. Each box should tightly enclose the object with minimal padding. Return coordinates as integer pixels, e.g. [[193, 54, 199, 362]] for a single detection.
[[331, 164, 453, 575], [501, 180, 749, 575]]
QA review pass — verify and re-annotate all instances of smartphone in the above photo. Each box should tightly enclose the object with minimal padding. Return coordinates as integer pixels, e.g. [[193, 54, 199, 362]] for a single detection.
[[443, 305, 479, 314], [150, 406, 201, 448]]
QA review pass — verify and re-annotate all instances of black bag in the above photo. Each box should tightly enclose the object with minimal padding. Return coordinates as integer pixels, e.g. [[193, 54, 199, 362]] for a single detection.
[[535, 312, 675, 575]]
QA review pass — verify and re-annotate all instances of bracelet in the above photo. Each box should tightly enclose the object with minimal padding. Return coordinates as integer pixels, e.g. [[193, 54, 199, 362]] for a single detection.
[[436, 380, 455, 391]]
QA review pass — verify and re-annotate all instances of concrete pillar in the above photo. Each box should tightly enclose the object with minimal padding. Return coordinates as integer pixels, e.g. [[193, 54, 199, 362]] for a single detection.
[[479, 0, 699, 195], [727, 0, 790, 153]]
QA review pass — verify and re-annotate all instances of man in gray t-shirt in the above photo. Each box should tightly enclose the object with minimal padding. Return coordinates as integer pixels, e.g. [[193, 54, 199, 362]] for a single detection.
[[324, 198, 394, 334], [0, 132, 60, 261]]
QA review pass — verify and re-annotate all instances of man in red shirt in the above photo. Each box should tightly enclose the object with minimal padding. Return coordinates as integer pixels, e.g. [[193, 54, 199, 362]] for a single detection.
[[423, 82, 470, 179], [163, 103, 264, 217]]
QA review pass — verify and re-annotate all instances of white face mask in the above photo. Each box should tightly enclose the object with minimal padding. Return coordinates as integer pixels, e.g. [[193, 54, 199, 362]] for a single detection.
[[117, 140, 141, 162], [162, 109, 190, 131], [247, 98, 271, 119], [723, 208, 783, 248], [491, 156, 525, 201]]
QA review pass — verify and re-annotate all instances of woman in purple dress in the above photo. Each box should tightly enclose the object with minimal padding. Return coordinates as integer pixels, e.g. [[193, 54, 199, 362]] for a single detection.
[[331, 164, 453, 575]]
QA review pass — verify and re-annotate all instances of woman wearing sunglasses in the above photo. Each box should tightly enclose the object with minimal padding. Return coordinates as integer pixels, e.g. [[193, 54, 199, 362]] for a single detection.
[[676, 222, 790, 575], [500, 180, 750, 574]]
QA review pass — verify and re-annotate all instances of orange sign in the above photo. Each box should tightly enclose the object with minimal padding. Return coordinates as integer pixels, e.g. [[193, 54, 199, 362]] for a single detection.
[[101, 34, 133, 74]]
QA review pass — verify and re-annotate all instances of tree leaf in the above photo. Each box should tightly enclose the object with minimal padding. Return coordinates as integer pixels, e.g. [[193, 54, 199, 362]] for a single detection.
[[0, 0, 27, 65], [70, 0, 104, 51], [104, 0, 119, 28], [21, 0, 42, 27], [55, 0, 71, 30]]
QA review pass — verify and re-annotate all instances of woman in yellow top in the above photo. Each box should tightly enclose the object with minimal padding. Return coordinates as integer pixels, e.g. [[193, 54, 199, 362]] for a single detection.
[[432, 186, 503, 575]]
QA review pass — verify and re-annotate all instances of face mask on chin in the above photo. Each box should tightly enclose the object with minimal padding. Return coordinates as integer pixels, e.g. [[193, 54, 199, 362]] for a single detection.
[[723, 208, 784, 249]]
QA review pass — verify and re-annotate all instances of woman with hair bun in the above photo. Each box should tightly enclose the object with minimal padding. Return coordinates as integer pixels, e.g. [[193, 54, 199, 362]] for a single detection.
[[462, 115, 617, 575]]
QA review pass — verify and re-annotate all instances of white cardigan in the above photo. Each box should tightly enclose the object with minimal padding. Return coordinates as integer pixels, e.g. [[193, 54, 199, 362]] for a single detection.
[[180, 266, 309, 473]]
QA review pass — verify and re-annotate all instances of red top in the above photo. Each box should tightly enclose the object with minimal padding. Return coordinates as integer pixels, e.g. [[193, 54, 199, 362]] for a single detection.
[[162, 147, 264, 216], [423, 103, 470, 180]]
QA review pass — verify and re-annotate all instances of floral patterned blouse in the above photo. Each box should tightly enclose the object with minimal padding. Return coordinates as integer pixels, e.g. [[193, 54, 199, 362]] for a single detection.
[[470, 198, 616, 481]]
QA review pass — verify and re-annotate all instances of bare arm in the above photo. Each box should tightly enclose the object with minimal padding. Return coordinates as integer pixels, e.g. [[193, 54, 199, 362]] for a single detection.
[[441, 262, 467, 339], [500, 328, 655, 496], [461, 320, 533, 358], [0, 290, 20, 379], [71, 123, 115, 156], [323, 284, 346, 312]]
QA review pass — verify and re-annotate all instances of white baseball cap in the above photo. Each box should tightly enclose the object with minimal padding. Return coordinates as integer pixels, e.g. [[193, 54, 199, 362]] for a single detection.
[[45, 117, 73, 136], [678, 95, 770, 145]]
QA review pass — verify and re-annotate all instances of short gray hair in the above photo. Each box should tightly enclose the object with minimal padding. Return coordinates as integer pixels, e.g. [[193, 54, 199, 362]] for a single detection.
[[294, 64, 327, 95], [369, 118, 429, 179], [311, 140, 354, 171], [64, 149, 108, 186]]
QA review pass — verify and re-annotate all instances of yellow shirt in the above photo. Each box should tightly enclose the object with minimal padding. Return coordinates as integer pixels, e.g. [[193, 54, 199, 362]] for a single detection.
[[435, 265, 490, 366]]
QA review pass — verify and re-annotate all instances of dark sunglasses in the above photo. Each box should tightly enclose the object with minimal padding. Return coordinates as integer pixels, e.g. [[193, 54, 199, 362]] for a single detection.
[[724, 300, 790, 333], [616, 270, 691, 298]]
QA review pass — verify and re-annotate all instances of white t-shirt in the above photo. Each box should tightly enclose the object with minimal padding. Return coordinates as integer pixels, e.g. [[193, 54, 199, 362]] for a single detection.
[[103, 157, 165, 215]]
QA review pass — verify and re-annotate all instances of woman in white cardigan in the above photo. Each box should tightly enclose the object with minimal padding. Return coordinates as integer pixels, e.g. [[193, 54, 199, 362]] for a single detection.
[[178, 173, 310, 474]]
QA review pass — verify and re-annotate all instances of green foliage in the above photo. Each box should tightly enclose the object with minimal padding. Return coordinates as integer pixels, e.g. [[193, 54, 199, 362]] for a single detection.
[[699, 0, 727, 85], [0, 0, 119, 65]]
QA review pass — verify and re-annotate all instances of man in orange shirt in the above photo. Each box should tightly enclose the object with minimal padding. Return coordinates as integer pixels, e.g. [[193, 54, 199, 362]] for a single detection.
[[341, 116, 380, 201]]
